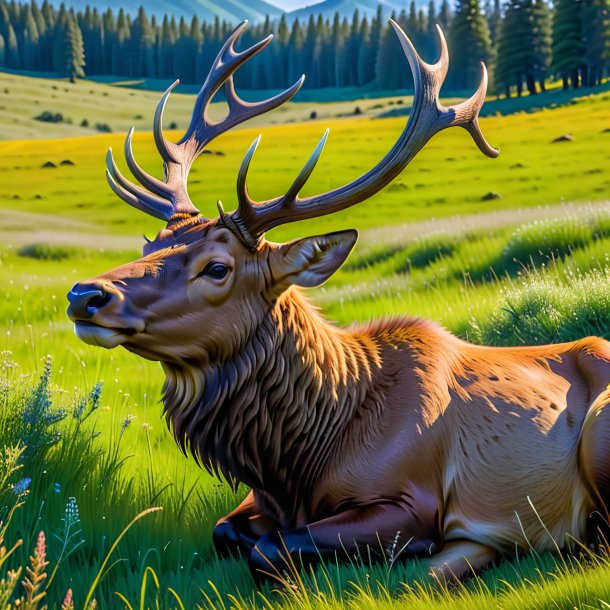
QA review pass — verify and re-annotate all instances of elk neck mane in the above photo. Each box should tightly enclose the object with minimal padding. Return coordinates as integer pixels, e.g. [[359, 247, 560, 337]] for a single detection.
[[160, 287, 391, 510]]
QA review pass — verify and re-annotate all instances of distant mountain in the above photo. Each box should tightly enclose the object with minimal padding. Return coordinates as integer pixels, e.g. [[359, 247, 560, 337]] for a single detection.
[[286, 0, 415, 22], [53, 0, 282, 22], [266, 0, 324, 9]]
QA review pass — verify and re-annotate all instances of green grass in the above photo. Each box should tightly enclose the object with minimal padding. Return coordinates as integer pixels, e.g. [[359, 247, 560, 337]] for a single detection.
[[2, 205, 610, 608], [0, 70, 443, 141], [1, 88, 610, 608], [1, 88, 609, 253]]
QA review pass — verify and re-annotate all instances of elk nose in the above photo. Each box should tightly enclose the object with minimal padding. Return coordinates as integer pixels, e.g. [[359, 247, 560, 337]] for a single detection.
[[67, 283, 113, 320]]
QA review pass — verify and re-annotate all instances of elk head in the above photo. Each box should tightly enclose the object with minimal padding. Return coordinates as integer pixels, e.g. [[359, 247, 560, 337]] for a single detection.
[[67, 20, 497, 366]]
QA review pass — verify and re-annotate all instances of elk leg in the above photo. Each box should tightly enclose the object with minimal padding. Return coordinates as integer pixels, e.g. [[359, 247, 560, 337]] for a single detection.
[[213, 491, 279, 559], [423, 540, 499, 583], [579, 386, 610, 547], [249, 502, 442, 584]]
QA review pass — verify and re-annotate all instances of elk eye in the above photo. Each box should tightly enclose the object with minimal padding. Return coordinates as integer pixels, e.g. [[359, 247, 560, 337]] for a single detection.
[[199, 262, 229, 280]]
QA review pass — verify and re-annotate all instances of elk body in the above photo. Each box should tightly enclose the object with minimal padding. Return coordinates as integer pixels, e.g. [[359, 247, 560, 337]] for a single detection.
[[66, 21, 610, 583]]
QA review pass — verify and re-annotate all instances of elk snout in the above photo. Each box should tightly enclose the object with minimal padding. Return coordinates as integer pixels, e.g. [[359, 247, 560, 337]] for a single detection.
[[67, 283, 113, 320], [68, 284, 116, 321], [67, 281, 145, 349]]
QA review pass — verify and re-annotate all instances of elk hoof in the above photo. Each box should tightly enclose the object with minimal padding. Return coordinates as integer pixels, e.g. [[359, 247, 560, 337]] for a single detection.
[[213, 521, 248, 559], [249, 531, 294, 585]]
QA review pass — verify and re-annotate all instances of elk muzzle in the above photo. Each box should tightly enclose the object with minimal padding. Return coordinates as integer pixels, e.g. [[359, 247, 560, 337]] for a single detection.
[[67, 281, 144, 348]]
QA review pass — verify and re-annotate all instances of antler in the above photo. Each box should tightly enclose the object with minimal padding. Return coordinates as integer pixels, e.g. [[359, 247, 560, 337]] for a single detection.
[[105, 21, 304, 223], [226, 20, 498, 248]]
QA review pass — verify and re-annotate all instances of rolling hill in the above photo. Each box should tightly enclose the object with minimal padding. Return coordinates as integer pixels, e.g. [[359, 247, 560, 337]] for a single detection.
[[47, 0, 282, 21], [47, 0, 424, 22], [287, 0, 420, 21]]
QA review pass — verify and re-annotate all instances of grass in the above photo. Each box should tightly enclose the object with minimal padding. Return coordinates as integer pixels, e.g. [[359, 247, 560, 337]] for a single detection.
[[1, 69, 608, 141], [0, 70, 446, 141], [1, 89, 610, 253], [0, 84, 610, 607]]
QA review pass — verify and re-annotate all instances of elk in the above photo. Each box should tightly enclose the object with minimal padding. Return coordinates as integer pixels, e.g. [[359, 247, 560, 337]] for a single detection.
[[67, 21, 610, 584]]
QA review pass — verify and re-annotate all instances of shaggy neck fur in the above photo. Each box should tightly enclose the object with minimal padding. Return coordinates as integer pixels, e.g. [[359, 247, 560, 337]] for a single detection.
[[161, 289, 384, 519]]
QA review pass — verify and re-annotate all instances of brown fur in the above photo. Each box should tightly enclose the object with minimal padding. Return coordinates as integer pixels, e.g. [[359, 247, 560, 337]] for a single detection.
[[67, 222, 610, 580]]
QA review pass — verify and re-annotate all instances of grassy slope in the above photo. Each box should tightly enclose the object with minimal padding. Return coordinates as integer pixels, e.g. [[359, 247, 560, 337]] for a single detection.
[[1, 88, 609, 244], [0, 90, 609, 607], [0, 70, 432, 140]]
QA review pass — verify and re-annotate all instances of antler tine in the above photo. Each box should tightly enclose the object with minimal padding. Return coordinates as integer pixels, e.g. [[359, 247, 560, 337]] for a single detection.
[[175, 21, 304, 156], [153, 79, 181, 165], [124, 127, 172, 198], [114, 21, 305, 221], [445, 62, 499, 158], [106, 148, 173, 220], [106, 21, 308, 223], [226, 20, 498, 245], [284, 129, 330, 203], [220, 75, 305, 141], [237, 130, 329, 224], [236, 135, 262, 221]]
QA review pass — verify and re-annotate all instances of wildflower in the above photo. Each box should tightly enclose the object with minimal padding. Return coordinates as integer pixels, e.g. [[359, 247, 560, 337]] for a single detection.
[[64, 497, 80, 529], [61, 588, 74, 610], [54, 483, 61, 493], [142, 422, 153, 432], [121, 414, 136, 434], [13, 477, 31, 495], [0, 350, 18, 371], [22, 531, 49, 607]]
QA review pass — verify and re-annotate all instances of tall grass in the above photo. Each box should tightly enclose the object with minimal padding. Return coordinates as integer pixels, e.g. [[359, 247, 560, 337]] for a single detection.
[[500, 210, 610, 274], [1, 249, 610, 607], [473, 266, 610, 345]]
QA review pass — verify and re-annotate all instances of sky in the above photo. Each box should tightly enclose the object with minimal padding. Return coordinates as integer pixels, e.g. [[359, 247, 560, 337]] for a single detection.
[[265, 0, 324, 10]]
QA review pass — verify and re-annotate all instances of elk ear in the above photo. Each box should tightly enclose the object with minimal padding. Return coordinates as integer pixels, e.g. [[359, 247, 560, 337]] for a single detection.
[[270, 229, 358, 289]]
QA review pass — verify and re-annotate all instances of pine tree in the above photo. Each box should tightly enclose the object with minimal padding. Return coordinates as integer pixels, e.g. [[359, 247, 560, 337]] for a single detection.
[[357, 16, 372, 85], [496, 0, 551, 96], [63, 9, 84, 81], [438, 0, 452, 32], [376, 16, 407, 90], [302, 14, 321, 88], [552, 0, 585, 88], [51, 3, 66, 71], [101, 9, 115, 75], [485, 0, 501, 45], [448, 0, 492, 90], [113, 8, 130, 75], [495, 0, 529, 96], [424, 0, 443, 61], [132, 6, 154, 77], [288, 18, 304, 85], [582, 0, 610, 85], [22, 3, 38, 69], [273, 13, 289, 86], [531, 0, 552, 91], [346, 9, 360, 86]]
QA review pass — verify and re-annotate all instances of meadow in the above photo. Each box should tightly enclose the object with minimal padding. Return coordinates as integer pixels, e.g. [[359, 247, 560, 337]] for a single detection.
[[0, 75, 609, 608]]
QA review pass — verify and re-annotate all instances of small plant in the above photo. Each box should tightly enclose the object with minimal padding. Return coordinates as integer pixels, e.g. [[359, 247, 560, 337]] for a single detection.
[[47, 497, 84, 590], [34, 111, 64, 124], [500, 210, 610, 274], [17, 244, 77, 262], [478, 266, 610, 345], [19, 358, 67, 461], [21, 531, 49, 610]]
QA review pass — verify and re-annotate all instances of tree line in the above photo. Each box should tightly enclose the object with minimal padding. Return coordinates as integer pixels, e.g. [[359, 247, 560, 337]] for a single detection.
[[0, 0, 608, 96]]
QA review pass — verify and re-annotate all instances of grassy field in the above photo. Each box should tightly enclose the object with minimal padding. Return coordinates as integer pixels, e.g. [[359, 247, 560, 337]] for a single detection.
[[0, 82, 609, 608], [0, 70, 434, 140], [1, 69, 608, 140]]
